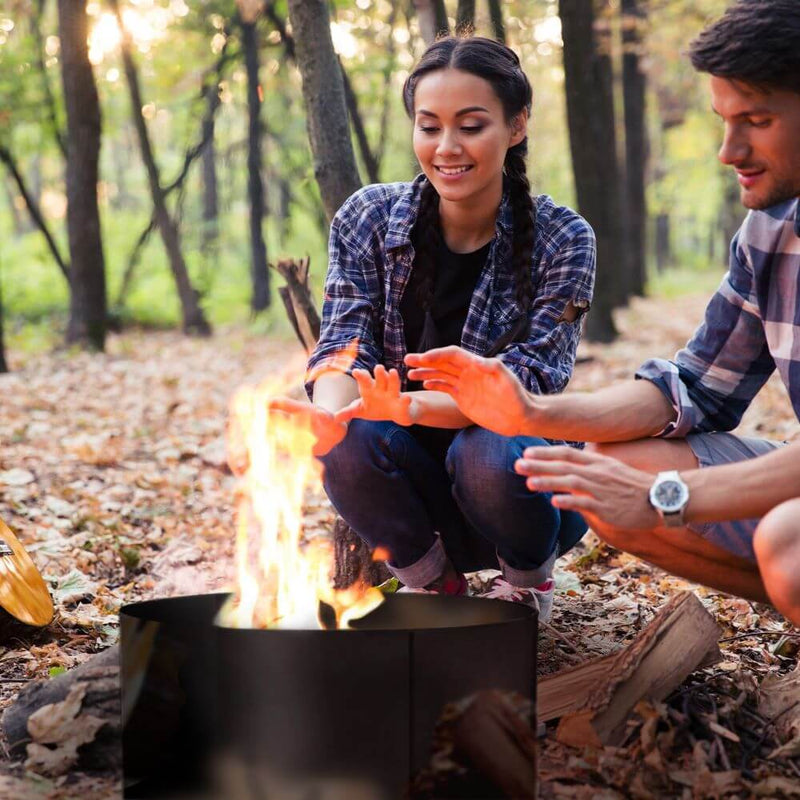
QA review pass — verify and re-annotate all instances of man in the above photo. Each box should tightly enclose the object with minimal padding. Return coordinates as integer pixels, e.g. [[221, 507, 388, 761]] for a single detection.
[[404, 0, 800, 624]]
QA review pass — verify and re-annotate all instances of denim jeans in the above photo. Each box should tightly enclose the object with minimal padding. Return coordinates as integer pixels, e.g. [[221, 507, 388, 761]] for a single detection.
[[319, 420, 588, 589]]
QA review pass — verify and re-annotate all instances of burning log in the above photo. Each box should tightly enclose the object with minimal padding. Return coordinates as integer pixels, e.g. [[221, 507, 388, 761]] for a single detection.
[[554, 590, 721, 747]]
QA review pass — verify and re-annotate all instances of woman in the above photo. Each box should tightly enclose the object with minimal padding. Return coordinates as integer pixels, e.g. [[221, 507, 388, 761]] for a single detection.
[[296, 36, 594, 622]]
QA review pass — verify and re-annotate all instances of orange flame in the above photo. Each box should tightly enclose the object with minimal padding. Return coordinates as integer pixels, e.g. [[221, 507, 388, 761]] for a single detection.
[[219, 340, 383, 630]]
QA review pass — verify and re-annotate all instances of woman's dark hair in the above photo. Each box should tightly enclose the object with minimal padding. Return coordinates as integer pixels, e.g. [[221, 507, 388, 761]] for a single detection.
[[689, 0, 800, 94], [402, 36, 535, 356]]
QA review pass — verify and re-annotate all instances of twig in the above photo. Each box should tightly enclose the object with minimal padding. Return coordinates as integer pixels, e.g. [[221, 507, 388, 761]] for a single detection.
[[720, 630, 800, 643], [539, 620, 583, 664]]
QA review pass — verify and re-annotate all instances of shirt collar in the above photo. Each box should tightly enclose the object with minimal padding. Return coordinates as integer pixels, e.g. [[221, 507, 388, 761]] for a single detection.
[[384, 174, 514, 250]]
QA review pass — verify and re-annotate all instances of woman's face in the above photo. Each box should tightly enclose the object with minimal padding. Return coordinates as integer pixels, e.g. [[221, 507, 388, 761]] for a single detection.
[[412, 68, 527, 206]]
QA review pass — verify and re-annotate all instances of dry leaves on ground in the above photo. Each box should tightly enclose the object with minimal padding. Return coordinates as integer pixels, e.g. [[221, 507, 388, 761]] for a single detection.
[[0, 292, 797, 798]]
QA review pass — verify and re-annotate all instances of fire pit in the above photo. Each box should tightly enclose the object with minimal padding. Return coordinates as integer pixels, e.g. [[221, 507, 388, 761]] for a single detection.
[[121, 591, 537, 799]]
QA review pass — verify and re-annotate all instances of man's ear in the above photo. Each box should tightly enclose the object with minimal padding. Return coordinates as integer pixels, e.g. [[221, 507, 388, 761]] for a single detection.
[[510, 108, 529, 147]]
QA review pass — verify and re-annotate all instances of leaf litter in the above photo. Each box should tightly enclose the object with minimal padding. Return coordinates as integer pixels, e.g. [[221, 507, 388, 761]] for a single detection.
[[0, 295, 796, 798]]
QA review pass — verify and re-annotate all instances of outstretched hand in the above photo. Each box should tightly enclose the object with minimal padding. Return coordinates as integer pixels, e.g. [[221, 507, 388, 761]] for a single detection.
[[335, 366, 417, 426], [515, 445, 659, 534], [404, 346, 533, 438], [267, 397, 348, 457]]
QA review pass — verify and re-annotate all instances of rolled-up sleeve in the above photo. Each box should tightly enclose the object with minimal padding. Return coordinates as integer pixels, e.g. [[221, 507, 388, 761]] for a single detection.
[[305, 192, 384, 397], [636, 227, 775, 437], [500, 216, 595, 394]]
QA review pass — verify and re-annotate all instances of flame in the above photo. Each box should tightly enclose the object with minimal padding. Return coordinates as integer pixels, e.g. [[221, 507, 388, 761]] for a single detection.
[[219, 340, 382, 630]]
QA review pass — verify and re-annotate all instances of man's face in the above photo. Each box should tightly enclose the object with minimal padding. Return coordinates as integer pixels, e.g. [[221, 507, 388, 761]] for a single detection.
[[711, 76, 800, 209]]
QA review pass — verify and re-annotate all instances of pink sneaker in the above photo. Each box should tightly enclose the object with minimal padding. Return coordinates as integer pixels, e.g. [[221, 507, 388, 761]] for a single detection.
[[398, 572, 469, 596], [479, 575, 555, 622]]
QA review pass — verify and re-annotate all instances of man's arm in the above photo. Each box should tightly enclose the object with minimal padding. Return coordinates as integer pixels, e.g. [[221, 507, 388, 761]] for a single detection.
[[685, 439, 800, 523], [405, 348, 676, 441]]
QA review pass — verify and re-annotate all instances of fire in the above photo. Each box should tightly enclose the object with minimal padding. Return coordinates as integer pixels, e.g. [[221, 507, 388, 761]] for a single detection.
[[218, 342, 383, 630]]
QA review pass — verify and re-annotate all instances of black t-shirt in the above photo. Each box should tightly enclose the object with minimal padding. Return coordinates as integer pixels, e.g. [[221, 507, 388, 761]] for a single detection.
[[401, 238, 491, 357]]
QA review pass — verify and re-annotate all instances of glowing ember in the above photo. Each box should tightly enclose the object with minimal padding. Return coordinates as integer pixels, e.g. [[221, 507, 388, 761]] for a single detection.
[[219, 344, 383, 630]]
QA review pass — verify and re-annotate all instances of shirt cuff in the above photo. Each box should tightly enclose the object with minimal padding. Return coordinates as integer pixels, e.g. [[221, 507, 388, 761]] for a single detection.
[[635, 358, 699, 439]]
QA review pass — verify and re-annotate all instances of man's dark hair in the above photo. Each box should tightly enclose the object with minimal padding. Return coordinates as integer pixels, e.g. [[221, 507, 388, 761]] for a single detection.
[[689, 0, 800, 93]]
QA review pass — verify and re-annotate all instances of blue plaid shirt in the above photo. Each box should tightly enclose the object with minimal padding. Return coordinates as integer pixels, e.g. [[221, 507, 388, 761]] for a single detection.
[[637, 198, 800, 435], [306, 175, 595, 399]]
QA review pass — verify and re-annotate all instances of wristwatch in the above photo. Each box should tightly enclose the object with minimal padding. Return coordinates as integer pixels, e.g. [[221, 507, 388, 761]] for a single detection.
[[648, 470, 690, 528]]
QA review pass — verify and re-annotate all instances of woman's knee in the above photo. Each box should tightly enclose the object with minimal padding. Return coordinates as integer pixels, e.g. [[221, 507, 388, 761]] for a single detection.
[[446, 427, 516, 493], [321, 419, 396, 486]]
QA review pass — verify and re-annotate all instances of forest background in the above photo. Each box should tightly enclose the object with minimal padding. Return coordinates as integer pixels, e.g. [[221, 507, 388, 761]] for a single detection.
[[0, 0, 738, 362], [4, 2, 800, 797]]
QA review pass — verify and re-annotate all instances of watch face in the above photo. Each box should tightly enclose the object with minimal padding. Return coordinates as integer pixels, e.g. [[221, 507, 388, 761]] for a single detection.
[[653, 479, 688, 512]]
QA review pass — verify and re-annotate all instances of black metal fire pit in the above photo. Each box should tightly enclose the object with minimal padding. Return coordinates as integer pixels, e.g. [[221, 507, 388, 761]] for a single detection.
[[121, 592, 537, 799]]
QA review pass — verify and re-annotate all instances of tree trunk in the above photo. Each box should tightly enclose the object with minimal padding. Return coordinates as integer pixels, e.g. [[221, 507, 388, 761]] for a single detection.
[[560, 0, 623, 342], [0, 273, 8, 374], [720, 168, 744, 261], [622, 0, 647, 297], [241, 20, 271, 313], [487, 0, 506, 44], [456, 0, 475, 33], [655, 213, 670, 272], [340, 58, 380, 185], [110, 0, 211, 336], [57, 0, 107, 350], [287, 0, 362, 223], [412, 0, 446, 47], [201, 115, 219, 252]]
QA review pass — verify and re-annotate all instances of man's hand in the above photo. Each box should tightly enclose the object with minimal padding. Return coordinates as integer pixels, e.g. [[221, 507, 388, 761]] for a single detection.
[[405, 347, 534, 438], [515, 446, 660, 533], [335, 366, 418, 426], [268, 397, 348, 457]]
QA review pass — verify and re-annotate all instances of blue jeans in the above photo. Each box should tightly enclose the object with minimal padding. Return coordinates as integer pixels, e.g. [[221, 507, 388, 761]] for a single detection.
[[320, 420, 588, 589]]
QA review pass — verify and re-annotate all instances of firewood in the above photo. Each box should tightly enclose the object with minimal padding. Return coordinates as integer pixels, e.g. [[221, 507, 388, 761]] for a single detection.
[[452, 691, 538, 799], [538, 652, 617, 723], [0, 517, 54, 640], [333, 517, 390, 589], [2, 645, 120, 773], [555, 591, 721, 747]]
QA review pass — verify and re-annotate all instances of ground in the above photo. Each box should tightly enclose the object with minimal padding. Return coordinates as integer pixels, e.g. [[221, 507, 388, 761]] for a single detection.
[[0, 290, 798, 799]]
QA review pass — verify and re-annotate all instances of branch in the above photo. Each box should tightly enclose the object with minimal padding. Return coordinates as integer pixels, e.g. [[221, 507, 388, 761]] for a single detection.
[[32, 0, 67, 159], [114, 26, 234, 310], [339, 57, 379, 184], [0, 145, 69, 284]]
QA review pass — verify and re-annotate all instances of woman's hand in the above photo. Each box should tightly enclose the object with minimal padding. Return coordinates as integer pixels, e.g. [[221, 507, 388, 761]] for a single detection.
[[268, 397, 349, 457], [335, 366, 418, 427], [405, 347, 534, 437]]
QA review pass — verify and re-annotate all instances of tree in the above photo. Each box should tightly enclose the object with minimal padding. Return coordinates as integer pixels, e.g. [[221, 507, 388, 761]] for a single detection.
[[412, 0, 449, 46], [456, 0, 476, 33], [0, 271, 8, 374], [57, 0, 107, 350], [487, 0, 506, 43], [622, 0, 648, 297], [238, 5, 270, 313], [110, 0, 211, 336], [286, 0, 361, 222], [560, 0, 625, 342]]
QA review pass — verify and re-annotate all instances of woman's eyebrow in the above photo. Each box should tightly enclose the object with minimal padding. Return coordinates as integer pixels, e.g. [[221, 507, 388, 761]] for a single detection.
[[416, 106, 490, 118]]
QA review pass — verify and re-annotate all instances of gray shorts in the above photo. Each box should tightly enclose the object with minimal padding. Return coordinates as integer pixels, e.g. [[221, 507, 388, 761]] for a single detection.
[[686, 432, 785, 561]]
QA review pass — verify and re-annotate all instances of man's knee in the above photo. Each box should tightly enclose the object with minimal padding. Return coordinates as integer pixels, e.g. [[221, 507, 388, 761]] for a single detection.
[[754, 499, 800, 602]]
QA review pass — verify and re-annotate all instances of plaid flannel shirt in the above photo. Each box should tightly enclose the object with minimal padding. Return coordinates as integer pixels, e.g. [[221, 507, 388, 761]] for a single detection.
[[637, 198, 800, 435], [306, 175, 595, 401]]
